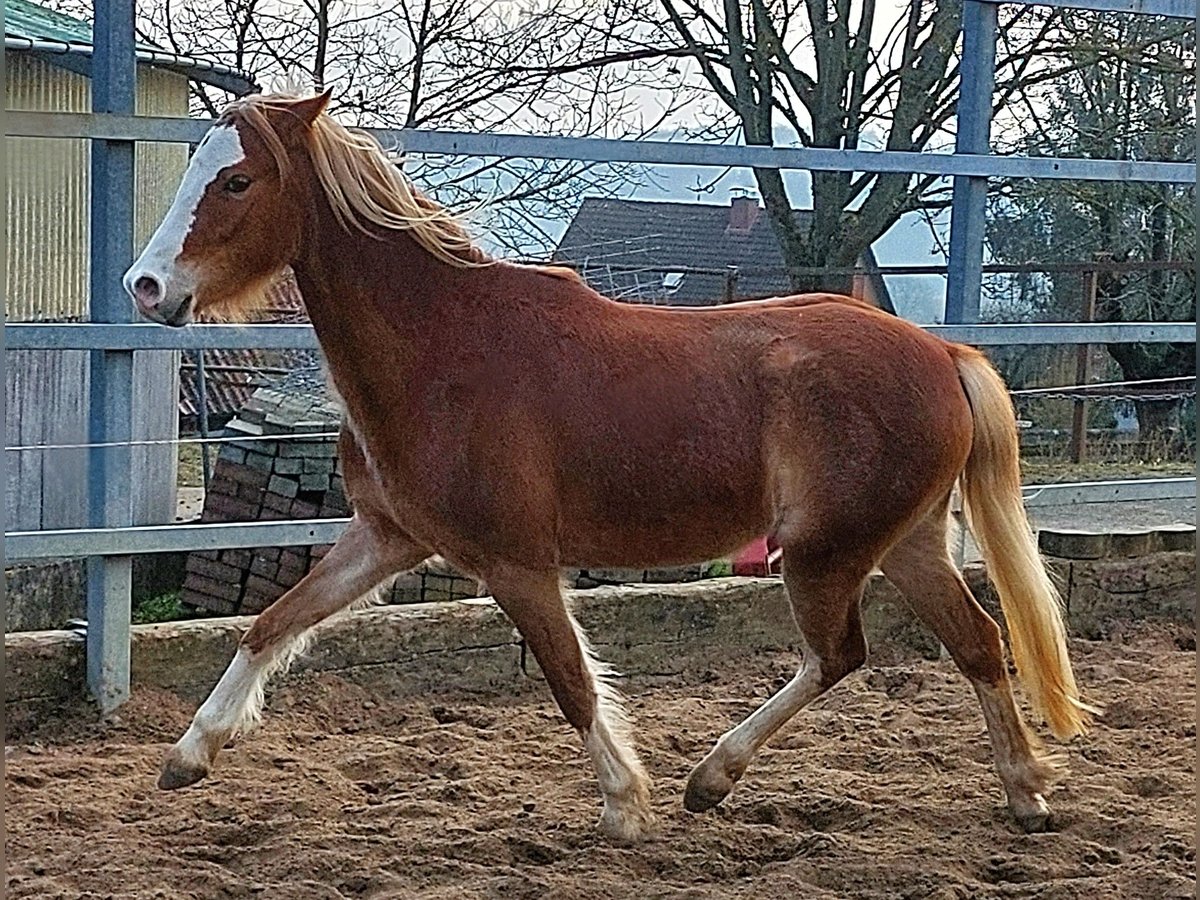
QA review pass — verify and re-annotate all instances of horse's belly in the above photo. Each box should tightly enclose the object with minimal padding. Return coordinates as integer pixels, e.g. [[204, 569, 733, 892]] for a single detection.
[[555, 445, 772, 568]]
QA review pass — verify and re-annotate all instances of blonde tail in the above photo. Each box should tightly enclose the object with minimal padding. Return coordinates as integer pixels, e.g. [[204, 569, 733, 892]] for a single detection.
[[953, 347, 1099, 740]]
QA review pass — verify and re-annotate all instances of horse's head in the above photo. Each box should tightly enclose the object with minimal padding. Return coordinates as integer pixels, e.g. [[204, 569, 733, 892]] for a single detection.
[[123, 92, 330, 326]]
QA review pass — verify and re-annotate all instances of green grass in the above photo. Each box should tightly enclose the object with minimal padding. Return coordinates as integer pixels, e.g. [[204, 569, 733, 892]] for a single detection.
[[132, 591, 193, 625], [177, 443, 207, 488]]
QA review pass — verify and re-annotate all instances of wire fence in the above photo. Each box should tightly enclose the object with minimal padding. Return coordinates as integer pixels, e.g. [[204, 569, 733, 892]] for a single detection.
[[5, 380, 1193, 455]]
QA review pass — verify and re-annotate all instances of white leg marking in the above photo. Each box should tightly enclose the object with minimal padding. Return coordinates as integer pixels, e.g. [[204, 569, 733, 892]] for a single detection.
[[974, 681, 1060, 829], [686, 643, 823, 812], [162, 613, 326, 787], [174, 579, 391, 773], [723, 655, 824, 763], [570, 612, 653, 842], [171, 648, 266, 771]]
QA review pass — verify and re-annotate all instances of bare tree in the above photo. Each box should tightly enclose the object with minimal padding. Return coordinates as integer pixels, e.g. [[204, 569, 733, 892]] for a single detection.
[[130, 0, 698, 255], [652, 0, 1078, 293], [988, 12, 1195, 438]]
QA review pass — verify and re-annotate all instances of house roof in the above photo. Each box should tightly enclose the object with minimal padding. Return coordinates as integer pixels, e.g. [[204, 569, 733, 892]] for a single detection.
[[179, 277, 319, 421], [5, 0, 257, 94], [552, 197, 892, 311]]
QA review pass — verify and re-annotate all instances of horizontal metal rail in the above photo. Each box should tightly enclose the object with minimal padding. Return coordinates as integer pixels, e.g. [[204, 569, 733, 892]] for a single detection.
[[5, 479, 1193, 561], [982, 0, 1194, 15], [928, 323, 1195, 345], [7, 323, 319, 350], [6, 519, 349, 561], [6, 112, 1195, 184], [1022, 477, 1196, 507], [6, 321, 1195, 351]]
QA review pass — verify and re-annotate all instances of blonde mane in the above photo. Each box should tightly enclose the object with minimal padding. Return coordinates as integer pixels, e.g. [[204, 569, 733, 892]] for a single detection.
[[228, 94, 490, 268]]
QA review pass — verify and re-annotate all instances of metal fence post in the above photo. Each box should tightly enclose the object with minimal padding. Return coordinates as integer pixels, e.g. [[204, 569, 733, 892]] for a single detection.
[[86, 1, 137, 712], [1069, 271, 1099, 463], [945, 0, 998, 325], [193, 349, 213, 492]]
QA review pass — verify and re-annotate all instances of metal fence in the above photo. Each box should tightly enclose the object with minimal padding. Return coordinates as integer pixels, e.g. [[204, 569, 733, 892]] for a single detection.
[[3, 0, 1196, 711]]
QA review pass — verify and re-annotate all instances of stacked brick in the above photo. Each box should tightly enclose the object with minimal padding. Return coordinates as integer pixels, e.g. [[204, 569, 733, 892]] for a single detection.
[[182, 370, 348, 616], [182, 369, 484, 617], [389, 565, 482, 604]]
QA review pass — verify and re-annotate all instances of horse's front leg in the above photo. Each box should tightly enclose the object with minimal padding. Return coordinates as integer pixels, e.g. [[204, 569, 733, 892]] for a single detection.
[[487, 565, 653, 842], [158, 515, 429, 790]]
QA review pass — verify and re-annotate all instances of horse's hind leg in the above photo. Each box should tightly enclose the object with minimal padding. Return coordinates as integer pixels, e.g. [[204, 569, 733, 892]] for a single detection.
[[485, 564, 652, 843], [879, 502, 1060, 832], [685, 552, 871, 813]]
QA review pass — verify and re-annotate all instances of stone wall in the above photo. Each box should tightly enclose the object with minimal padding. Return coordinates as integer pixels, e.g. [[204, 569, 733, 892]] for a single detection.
[[9, 529, 1193, 730], [4, 559, 85, 632], [1036, 525, 1196, 640]]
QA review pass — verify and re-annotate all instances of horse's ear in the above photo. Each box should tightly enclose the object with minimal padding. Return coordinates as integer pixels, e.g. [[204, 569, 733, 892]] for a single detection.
[[290, 90, 331, 127]]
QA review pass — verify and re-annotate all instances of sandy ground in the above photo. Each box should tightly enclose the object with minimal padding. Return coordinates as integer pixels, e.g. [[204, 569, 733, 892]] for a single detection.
[[5, 625, 1195, 900]]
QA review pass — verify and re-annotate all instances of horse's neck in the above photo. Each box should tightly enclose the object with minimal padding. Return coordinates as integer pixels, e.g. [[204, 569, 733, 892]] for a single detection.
[[291, 227, 456, 428]]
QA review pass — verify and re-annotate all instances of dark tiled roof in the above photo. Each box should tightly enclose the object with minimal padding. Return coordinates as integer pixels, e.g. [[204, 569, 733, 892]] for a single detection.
[[552, 197, 890, 308]]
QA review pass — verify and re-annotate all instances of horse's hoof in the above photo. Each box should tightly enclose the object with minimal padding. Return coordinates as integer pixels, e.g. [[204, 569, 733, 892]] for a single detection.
[[598, 802, 655, 844], [683, 763, 737, 813], [158, 755, 208, 790], [1015, 808, 1054, 833], [1011, 792, 1054, 833]]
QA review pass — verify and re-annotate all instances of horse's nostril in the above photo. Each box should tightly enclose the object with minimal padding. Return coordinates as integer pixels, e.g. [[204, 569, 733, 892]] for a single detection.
[[133, 275, 163, 310], [134, 276, 161, 299]]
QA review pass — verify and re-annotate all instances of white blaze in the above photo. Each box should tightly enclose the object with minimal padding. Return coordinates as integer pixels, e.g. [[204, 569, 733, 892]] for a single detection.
[[123, 124, 246, 294]]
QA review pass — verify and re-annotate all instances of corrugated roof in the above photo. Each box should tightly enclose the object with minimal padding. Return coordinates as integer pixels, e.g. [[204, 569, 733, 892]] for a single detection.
[[5, 0, 257, 93], [6, 0, 97, 44], [553, 197, 891, 309]]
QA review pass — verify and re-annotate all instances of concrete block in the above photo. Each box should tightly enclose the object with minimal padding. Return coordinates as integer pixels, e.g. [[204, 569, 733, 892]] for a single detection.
[[229, 463, 271, 490], [273, 457, 304, 475], [1108, 530, 1159, 558], [187, 557, 245, 585], [268, 475, 299, 498], [1158, 525, 1196, 553], [299, 473, 330, 492], [1039, 529, 1109, 560], [243, 449, 277, 472], [250, 557, 279, 580], [182, 573, 242, 604]]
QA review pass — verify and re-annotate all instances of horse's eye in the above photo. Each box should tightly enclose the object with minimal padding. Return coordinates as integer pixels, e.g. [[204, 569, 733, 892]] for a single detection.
[[225, 174, 252, 194]]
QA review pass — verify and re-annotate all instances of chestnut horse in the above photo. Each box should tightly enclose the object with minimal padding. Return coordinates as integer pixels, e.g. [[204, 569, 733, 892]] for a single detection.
[[124, 92, 1095, 842]]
